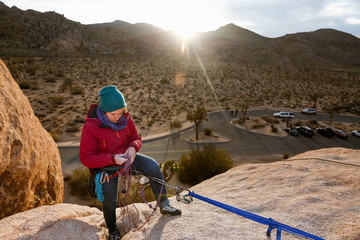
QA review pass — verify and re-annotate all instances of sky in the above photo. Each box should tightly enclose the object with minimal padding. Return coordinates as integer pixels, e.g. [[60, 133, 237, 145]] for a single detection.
[[2, 0, 360, 39]]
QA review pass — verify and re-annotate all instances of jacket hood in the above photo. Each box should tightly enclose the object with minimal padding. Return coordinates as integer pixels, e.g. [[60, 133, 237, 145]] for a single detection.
[[85, 104, 100, 123]]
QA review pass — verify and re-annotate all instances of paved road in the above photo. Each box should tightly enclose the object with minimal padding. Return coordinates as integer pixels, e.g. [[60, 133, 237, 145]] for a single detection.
[[59, 110, 360, 175]]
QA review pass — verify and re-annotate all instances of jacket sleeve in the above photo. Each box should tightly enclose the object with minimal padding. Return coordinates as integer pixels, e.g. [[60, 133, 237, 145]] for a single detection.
[[127, 115, 142, 152], [79, 122, 115, 168]]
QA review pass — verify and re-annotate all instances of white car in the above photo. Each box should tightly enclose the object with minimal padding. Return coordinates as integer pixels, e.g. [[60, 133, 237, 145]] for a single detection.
[[301, 108, 317, 115], [352, 131, 360, 138], [273, 111, 294, 118]]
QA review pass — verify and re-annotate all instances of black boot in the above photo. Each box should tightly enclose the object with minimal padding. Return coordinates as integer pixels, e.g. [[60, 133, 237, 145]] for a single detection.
[[108, 229, 121, 240]]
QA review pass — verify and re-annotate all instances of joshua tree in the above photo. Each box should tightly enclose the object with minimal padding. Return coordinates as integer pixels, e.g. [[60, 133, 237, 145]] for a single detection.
[[84, 65, 90, 77], [145, 80, 153, 100], [241, 104, 249, 123], [329, 111, 334, 125], [309, 93, 319, 108], [167, 108, 173, 130], [284, 91, 292, 107], [187, 106, 208, 140]]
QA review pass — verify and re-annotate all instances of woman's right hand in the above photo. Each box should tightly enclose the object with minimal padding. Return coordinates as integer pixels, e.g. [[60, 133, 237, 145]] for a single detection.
[[114, 154, 129, 166]]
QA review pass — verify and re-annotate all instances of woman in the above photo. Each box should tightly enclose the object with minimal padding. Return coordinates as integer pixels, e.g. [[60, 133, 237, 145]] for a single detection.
[[79, 85, 181, 240]]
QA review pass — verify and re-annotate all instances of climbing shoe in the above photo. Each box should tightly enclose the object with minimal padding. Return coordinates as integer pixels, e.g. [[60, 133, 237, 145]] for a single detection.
[[160, 205, 182, 216]]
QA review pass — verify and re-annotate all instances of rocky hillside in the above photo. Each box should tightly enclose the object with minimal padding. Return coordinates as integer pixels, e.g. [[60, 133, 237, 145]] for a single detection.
[[0, 2, 144, 54], [1, 1, 360, 69], [0, 147, 359, 239]]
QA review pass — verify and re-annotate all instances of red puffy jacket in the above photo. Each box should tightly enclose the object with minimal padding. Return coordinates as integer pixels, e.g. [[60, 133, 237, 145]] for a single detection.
[[79, 104, 142, 168]]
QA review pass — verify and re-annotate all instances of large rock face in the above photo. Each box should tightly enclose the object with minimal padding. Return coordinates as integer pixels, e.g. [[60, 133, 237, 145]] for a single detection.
[[0, 203, 107, 240], [0, 147, 358, 240], [0, 59, 63, 219]]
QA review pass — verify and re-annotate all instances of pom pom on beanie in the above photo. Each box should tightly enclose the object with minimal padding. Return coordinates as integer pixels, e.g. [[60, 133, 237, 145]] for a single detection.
[[99, 85, 126, 112]]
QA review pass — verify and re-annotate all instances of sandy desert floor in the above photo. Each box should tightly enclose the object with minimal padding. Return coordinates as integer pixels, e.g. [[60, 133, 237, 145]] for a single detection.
[[2, 56, 360, 144]]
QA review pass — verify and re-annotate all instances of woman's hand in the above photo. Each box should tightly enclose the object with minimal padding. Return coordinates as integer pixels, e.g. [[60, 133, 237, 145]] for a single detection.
[[114, 154, 129, 166], [125, 146, 136, 164]]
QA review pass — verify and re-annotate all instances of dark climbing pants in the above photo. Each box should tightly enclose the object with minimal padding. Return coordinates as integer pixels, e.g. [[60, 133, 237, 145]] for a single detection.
[[102, 153, 169, 233]]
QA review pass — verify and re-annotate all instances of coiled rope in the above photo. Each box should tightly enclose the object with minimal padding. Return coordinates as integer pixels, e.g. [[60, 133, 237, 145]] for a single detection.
[[95, 155, 164, 234]]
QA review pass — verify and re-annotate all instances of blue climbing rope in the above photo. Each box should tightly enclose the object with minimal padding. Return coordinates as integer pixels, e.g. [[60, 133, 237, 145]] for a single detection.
[[187, 191, 324, 240], [118, 169, 324, 240]]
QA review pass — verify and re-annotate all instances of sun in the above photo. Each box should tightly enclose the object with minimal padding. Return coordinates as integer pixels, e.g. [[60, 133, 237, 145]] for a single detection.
[[174, 26, 196, 40], [149, 0, 213, 40]]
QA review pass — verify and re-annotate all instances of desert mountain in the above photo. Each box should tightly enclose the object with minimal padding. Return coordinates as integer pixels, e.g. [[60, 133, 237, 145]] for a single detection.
[[1, 1, 360, 69], [89, 20, 164, 37]]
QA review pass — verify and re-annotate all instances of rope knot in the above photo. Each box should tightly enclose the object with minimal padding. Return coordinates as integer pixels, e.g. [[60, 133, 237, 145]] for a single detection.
[[268, 218, 277, 229], [266, 218, 277, 236]]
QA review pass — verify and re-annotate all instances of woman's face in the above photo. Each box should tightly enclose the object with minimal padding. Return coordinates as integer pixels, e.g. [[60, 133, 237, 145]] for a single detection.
[[105, 108, 124, 123]]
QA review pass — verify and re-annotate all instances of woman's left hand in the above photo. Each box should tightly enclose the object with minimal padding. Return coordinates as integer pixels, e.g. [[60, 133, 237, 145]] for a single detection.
[[125, 146, 136, 164]]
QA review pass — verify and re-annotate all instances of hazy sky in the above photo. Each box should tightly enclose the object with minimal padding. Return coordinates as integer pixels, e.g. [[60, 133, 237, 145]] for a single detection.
[[2, 0, 360, 38]]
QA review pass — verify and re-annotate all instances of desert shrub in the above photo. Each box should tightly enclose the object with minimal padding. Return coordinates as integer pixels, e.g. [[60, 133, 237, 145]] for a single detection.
[[18, 81, 30, 89], [68, 166, 90, 198], [178, 144, 234, 185], [307, 118, 319, 129], [272, 119, 280, 124], [66, 126, 80, 133], [74, 116, 85, 123], [271, 123, 278, 132], [159, 160, 179, 182], [237, 118, 245, 124], [308, 119, 318, 125], [171, 118, 182, 128], [203, 128, 212, 136], [49, 131, 59, 142], [44, 76, 56, 82], [55, 69, 64, 77], [25, 65, 37, 76], [50, 95, 65, 106], [59, 84, 68, 92], [71, 85, 85, 95], [261, 114, 273, 124], [283, 153, 289, 159], [293, 121, 304, 126], [26, 58, 35, 65], [251, 124, 265, 129]]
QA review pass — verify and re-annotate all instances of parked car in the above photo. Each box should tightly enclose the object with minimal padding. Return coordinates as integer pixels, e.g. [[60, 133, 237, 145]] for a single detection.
[[274, 111, 294, 118], [301, 108, 317, 115], [352, 130, 360, 138], [296, 126, 314, 137], [316, 128, 333, 138], [325, 127, 336, 135], [333, 129, 348, 139], [285, 128, 299, 136]]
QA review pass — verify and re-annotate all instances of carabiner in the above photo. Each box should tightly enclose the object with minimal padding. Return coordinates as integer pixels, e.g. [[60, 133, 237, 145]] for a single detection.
[[100, 171, 110, 184], [176, 189, 193, 204]]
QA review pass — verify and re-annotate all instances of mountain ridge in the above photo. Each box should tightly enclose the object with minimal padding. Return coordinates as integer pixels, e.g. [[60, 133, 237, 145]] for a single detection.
[[1, 1, 360, 70]]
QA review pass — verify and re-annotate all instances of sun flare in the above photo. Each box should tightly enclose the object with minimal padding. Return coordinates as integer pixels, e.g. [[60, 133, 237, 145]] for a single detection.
[[146, 0, 216, 40], [174, 27, 196, 40]]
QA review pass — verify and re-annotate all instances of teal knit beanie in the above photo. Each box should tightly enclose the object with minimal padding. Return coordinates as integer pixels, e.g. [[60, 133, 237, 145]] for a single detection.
[[99, 85, 127, 112]]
